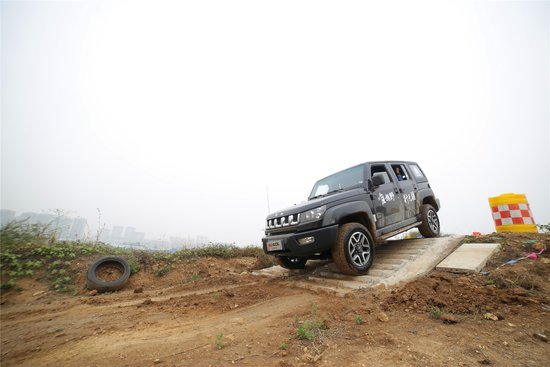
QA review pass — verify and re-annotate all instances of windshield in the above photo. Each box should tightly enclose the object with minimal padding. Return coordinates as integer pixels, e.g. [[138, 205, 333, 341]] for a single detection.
[[309, 165, 364, 200]]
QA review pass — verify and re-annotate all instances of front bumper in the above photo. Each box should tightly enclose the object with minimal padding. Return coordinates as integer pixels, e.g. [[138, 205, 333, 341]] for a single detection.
[[262, 224, 338, 257]]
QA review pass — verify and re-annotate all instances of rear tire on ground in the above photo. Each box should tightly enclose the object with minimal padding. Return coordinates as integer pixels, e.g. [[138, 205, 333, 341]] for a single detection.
[[418, 204, 440, 238], [331, 223, 374, 275], [276, 256, 307, 269], [87, 256, 131, 293]]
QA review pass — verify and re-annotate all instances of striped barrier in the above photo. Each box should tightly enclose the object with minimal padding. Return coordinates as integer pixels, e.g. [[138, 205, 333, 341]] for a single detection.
[[488, 193, 537, 233]]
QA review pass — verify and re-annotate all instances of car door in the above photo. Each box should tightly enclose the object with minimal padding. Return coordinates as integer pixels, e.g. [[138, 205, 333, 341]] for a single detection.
[[370, 164, 404, 228], [390, 163, 417, 220]]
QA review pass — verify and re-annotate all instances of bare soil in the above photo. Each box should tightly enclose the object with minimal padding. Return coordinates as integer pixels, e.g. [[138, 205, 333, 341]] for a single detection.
[[1, 233, 549, 367], [94, 262, 125, 282]]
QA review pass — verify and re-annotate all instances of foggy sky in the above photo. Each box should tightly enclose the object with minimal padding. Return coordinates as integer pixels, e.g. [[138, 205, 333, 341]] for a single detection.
[[1, 1, 549, 245]]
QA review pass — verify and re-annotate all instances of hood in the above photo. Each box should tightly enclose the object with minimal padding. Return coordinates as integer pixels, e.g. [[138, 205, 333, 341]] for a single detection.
[[266, 188, 364, 219]]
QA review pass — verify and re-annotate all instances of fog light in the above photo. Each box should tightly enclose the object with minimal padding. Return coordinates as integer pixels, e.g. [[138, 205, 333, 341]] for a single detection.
[[298, 236, 315, 245]]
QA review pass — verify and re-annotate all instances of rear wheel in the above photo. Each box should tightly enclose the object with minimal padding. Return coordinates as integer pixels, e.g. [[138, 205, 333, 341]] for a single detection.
[[276, 256, 307, 269], [331, 223, 374, 275], [418, 204, 440, 237]]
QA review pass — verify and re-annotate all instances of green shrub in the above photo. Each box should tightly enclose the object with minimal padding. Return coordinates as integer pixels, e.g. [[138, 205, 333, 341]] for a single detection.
[[1, 220, 271, 292], [295, 304, 326, 341], [0, 221, 121, 292], [155, 266, 171, 277], [429, 306, 443, 319], [215, 333, 225, 349]]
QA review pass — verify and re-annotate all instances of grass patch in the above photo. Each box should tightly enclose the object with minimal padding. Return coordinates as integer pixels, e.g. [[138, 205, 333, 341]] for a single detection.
[[189, 273, 200, 282], [215, 333, 225, 350], [295, 304, 326, 341], [1, 219, 273, 292], [0, 220, 122, 292], [429, 306, 443, 320], [155, 266, 172, 277]]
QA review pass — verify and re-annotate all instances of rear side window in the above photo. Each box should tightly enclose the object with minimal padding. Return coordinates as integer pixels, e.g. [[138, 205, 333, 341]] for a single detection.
[[409, 164, 426, 180]]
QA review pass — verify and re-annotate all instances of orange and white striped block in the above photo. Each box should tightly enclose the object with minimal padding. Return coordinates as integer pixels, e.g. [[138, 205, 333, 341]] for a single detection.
[[488, 193, 537, 233], [491, 203, 534, 226]]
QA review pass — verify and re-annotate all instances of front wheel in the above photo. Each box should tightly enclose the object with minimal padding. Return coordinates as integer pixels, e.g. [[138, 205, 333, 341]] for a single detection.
[[418, 204, 440, 237], [331, 223, 374, 275], [276, 256, 307, 269]]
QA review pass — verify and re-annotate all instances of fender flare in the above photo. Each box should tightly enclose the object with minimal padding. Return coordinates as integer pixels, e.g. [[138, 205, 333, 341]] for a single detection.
[[416, 189, 440, 211], [322, 201, 374, 227]]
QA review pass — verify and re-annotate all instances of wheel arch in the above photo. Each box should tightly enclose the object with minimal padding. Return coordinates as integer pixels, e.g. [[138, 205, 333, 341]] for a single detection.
[[422, 196, 439, 211], [417, 189, 440, 211], [322, 201, 376, 239]]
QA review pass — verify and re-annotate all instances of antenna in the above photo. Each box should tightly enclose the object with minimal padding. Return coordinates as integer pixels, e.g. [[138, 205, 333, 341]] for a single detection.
[[266, 185, 271, 214]]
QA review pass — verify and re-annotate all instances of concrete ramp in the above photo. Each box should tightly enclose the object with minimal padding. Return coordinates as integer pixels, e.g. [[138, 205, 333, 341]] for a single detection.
[[253, 235, 464, 294], [435, 243, 500, 273]]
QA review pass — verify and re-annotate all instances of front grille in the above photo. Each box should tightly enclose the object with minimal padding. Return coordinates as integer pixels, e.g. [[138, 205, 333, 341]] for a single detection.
[[266, 214, 300, 230]]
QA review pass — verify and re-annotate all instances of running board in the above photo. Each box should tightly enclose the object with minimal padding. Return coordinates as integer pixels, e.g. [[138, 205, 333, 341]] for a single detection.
[[376, 221, 423, 242]]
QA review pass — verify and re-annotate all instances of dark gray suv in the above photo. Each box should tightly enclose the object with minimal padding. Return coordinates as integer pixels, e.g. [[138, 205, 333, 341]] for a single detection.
[[262, 161, 441, 275]]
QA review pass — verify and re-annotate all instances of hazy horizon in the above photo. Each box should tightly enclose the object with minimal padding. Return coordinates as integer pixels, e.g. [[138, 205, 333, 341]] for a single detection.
[[2, 1, 549, 246]]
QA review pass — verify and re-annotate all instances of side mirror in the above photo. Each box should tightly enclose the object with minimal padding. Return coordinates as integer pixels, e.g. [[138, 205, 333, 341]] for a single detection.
[[372, 174, 385, 187]]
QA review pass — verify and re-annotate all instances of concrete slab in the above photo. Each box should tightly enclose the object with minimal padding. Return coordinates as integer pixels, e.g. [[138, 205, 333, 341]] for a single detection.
[[253, 235, 465, 293], [251, 260, 329, 278], [436, 243, 500, 273]]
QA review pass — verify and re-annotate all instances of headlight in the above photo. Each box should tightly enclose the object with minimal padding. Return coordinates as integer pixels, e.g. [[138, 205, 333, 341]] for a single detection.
[[301, 205, 326, 223]]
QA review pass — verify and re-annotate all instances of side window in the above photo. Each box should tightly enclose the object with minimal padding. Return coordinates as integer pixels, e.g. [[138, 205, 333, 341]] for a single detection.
[[408, 164, 426, 180], [391, 164, 410, 182], [371, 165, 392, 184]]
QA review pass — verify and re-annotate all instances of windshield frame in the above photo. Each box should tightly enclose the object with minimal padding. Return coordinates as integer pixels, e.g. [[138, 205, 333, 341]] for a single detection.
[[308, 164, 366, 200]]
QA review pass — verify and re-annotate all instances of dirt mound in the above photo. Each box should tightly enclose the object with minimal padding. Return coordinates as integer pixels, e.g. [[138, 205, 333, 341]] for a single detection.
[[382, 270, 548, 315], [380, 232, 549, 315], [464, 232, 548, 266]]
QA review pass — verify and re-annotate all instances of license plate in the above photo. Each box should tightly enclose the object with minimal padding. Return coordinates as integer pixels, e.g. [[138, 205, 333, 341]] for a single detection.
[[267, 239, 284, 252]]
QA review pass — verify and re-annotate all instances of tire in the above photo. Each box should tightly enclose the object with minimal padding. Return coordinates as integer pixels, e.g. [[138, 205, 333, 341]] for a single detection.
[[418, 204, 440, 238], [87, 256, 131, 293], [331, 223, 374, 275], [276, 256, 307, 270]]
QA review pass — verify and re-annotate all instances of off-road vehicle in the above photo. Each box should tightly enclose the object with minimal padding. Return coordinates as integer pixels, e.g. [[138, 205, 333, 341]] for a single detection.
[[262, 161, 440, 275]]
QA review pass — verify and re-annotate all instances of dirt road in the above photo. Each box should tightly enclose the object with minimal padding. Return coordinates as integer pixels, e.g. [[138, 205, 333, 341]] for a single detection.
[[1, 234, 549, 367]]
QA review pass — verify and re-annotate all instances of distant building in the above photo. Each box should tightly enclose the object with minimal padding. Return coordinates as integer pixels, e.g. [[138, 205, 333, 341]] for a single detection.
[[20, 212, 39, 223], [110, 225, 124, 241], [170, 236, 186, 247], [36, 213, 55, 225], [68, 218, 87, 240], [135, 232, 145, 241], [124, 226, 136, 241], [99, 228, 111, 242], [196, 235, 209, 245], [52, 216, 73, 240], [0, 209, 16, 227]]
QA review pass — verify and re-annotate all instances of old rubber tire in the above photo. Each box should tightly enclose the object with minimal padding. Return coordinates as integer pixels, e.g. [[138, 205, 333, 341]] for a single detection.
[[331, 223, 374, 275], [276, 256, 307, 270], [87, 256, 131, 293], [418, 204, 440, 238]]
